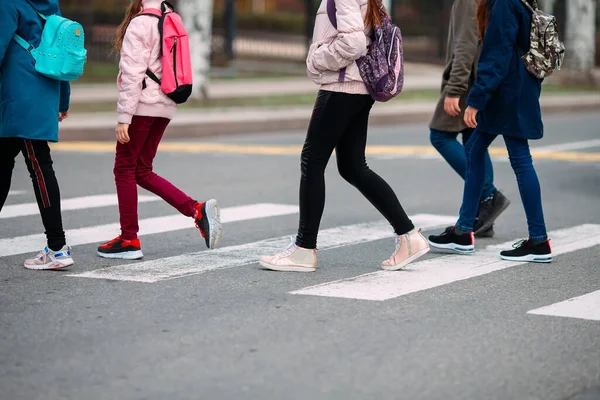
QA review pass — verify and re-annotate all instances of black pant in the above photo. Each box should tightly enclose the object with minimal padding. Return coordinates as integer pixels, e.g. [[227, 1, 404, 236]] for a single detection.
[[295, 90, 414, 249], [0, 138, 66, 251]]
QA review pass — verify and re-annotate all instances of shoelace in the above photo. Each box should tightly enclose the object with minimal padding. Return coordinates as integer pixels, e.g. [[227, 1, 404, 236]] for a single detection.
[[393, 235, 402, 253], [103, 236, 122, 246], [512, 239, 529, 249], [275, 237, 297, 259]]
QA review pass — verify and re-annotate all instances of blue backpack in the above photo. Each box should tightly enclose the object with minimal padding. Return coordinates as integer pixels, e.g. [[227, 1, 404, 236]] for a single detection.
[[13, 11, 87, 81]]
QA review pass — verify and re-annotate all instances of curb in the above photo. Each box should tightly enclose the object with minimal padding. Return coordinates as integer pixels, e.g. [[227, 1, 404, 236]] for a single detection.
[[57, 95, 600, 141]]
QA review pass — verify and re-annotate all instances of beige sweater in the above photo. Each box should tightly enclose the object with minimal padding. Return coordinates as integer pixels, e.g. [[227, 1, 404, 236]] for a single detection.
[[306, 0, 371, 95]]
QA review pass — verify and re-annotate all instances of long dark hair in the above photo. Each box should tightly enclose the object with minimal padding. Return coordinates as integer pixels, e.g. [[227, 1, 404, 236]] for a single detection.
[[476, 0, 536, 39]]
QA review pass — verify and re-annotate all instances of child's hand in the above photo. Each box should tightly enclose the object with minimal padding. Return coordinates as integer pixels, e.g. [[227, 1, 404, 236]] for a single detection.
[[116, 123, 130, 144], [464, 106, 478, 128], [59, 111, 69, 122]]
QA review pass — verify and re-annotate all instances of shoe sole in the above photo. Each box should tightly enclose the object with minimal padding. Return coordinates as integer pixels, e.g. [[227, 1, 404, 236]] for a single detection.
[[97, 250, 144, 260], [428, 240, 475, 255], [204, 199, 223, 250], [500, 254, 553, 263], [474, 198, 511, 235], [259, 259, 316, 272], [24, 258, 74, 270], [382, 247, 430, 271]]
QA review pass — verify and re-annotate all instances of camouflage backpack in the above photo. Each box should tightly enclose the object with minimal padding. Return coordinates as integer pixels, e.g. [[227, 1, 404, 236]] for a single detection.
[[518, 0, 566, 79]]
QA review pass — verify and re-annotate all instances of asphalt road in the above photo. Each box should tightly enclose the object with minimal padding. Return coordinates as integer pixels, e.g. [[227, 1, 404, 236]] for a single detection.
[[1, 111, 599, 400]]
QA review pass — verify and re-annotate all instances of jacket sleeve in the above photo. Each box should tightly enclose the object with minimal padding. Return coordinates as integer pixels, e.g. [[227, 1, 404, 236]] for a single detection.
[[310, 0, 367, 72], [467, 0, 520, 111], [117, 18, 152, 124], [0, 2, 18, 66], [444, 0, 479, 97], [59, 81, 70, 112]]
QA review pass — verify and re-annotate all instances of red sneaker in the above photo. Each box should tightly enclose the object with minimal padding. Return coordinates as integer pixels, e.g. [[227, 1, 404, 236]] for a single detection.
[[97, 236, 143, 260], [193, 199, 222, 249]]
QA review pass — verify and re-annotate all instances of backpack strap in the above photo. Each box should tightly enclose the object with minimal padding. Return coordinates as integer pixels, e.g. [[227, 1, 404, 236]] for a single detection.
[[326, 0, 346, 82], [146, 69, 161, 85], [326, 0, 338, 28], [11, 10, 49, 54], [12, 34, 34, 53]]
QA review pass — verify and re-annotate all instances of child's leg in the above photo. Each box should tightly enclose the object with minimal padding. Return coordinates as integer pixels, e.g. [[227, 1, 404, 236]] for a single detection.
[[0, 138, 21, 211], [135, 117, 197, 217], [114, 116, 154, 240], [19, 140, 67, 251]]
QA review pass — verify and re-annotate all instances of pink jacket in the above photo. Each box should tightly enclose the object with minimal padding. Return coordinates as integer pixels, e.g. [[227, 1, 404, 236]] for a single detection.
[[306, 0, 371, 95], [117, 0, 177, 124]]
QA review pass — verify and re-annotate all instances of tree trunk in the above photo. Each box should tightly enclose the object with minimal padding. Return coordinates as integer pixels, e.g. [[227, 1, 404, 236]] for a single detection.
[[178, 0, 215, 99], [564, 0, 596, 83]]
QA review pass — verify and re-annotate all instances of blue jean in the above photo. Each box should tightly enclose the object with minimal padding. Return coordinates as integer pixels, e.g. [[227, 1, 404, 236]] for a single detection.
[[430, 128, 496, 201], [456, 129, 547, 241]]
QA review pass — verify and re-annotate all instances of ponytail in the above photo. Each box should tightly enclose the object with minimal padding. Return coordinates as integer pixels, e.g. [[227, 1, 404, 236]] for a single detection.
[[365, 0, 386, 28], [113, 0, 143, 54]]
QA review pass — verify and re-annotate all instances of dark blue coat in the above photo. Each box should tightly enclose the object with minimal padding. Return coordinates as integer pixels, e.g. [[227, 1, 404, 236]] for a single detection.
[[0, 0, 70, 143], [467, 0, 544, 140]]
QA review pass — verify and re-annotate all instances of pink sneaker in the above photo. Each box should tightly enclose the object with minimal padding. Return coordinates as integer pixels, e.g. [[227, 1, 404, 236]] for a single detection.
[[259, 239, 317, 272], [382, 229, 430, 271]]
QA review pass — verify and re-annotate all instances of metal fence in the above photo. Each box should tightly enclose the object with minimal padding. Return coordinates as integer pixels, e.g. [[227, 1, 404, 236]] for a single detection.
[[60, 0, 599, 71]]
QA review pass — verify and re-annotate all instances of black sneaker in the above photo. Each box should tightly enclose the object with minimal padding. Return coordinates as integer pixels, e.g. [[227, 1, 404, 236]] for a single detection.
[[475, 224, 494, 238], [500, 239, 552, 263], [474, 191, 510, 235], [428, 226, 475, 254]]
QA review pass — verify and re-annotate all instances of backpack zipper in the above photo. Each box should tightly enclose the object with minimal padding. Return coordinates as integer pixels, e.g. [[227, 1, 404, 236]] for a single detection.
[[172, 37, 178, 87]]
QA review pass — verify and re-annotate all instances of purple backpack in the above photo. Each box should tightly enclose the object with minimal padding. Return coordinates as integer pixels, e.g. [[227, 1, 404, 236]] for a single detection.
[[327, 0, 404, 102]]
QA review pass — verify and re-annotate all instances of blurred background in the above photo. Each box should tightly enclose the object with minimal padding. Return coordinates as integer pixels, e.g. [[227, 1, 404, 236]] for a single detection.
[[59, 0, 600, 84]]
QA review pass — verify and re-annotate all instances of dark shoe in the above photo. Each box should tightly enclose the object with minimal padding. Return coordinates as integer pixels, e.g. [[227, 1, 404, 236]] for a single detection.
[[474, 190, 510, 235], [500, 239, 552, 263], [475, 224, 495, 238], [194, 199, 223, 249], [428, 226, 475, 254], [97, 236, 143, 260]]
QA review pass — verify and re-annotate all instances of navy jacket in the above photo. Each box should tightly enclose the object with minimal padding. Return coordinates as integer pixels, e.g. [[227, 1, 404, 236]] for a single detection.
[[0, 0, 70, 143], [467, 0, 544, 140]]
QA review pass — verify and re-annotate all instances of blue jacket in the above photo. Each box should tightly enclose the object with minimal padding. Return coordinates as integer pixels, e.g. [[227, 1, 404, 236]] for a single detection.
[[0, 0, 70, 143], [467, 0, 544, 140]]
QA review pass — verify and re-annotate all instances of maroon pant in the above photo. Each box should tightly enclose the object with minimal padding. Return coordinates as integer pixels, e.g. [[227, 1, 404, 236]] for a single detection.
[[114, 116, 197, 240]]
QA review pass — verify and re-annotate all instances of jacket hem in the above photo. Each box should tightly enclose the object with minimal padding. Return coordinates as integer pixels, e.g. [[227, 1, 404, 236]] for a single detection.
[[133, 103, 177, 121], [320, 81, 369, 95]]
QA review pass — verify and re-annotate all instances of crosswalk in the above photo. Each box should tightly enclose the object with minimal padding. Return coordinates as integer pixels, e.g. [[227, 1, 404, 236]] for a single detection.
[[1, 190, 599, 323]]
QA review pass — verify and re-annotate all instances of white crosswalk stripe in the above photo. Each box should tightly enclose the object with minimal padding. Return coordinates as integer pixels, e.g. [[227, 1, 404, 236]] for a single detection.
[[528, 290, 600, 322], [0, 203, 298, 257], [290, 224, 600, 301], [0, 194, 160, 219], [1, 191, 599, 324], [67, 214, 456, 283]]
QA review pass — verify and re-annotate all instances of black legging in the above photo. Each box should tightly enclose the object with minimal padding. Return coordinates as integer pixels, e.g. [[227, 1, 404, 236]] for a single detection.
[[0, 138, 66, 251], [295, 90, 414, 249]]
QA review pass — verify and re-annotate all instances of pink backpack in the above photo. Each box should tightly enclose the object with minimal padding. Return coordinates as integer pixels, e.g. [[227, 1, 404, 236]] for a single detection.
[[136, 1, 192, 104]]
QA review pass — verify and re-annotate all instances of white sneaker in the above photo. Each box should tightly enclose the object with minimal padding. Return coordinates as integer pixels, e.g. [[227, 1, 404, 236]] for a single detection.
[[259, 238, 317, 272], [24, 246, 74, 270]]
